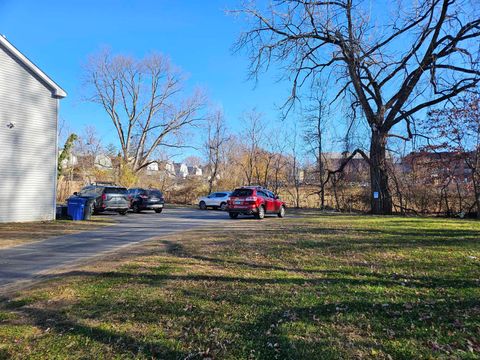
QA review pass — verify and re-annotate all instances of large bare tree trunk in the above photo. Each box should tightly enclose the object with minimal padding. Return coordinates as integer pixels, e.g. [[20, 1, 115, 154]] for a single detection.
[[472, 178, 480, 219], [476, 195, 480, 220], [473, 152, 480, 219], [370, 130, 392, 214]]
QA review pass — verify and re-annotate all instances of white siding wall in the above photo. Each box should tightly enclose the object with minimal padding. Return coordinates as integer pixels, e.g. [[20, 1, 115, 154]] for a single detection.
[[0, 45, 58, 222]]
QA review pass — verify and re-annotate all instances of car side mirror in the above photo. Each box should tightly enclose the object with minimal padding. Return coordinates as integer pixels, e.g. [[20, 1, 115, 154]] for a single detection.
[[73, 192, 78, 196]]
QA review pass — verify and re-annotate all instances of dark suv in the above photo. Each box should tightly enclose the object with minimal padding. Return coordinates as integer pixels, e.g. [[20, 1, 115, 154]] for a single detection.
[[127, 188, 165, 213], [226, 186, 286, 219], [75, 184, 129, 215]]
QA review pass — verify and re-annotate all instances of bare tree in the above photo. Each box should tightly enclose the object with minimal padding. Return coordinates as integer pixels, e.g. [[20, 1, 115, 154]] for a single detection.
[[239, 109, 265, 185], [234, 0, 480, 214], [268, 133, 289, 193], [286, 125, 303, 208], [304, 90, 329, 209], [220, 136, 246, 189], [74, 126, 105, 183], [426, 94, 480, 217], [205, 110, 230, 193], [184, 156, 203, 167], [84, 50, 206, 173]]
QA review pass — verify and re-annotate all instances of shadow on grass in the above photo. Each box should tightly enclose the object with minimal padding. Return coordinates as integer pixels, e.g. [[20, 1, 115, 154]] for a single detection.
[[0, 295, 188, 359], [237, 298, 480, 359], [15, 266, 477, 296], [158, 240, 479, 288], [186, 216, 480, 252], [1, 267, 478, 358], [2, 267, 476, 359], [22, 308, 187, 359]]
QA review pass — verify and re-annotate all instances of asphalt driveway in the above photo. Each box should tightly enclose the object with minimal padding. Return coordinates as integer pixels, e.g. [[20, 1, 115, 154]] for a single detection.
[[0, 207, 238, 290]]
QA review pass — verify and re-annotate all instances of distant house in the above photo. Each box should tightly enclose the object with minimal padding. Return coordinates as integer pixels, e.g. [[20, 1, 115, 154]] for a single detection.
[[59, 152, 78, 169], [146, 162, 159, 172], [94, 154, 113, 170], [188, 165, 203, 177], [402, 151, 472, 184], [163, 162, 176, 177], [0, 35, 66, 222], [157, 161, 203, 180], [174, 163, 189, 179], [144, 161, 160, 176]]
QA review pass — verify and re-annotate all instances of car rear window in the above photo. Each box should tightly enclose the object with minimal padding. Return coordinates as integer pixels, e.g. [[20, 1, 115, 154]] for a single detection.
[[104, 187, 127, 194], [256, 190, 268, 198], [231, 189, 253, 197], [148, 190, 163, 197]]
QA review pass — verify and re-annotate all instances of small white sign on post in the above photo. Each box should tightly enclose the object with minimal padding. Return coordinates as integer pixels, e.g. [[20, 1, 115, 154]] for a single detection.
[[373, 191, 379, 199]]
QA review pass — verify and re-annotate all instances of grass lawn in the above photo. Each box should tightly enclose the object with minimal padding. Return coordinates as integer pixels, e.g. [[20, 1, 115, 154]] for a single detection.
[[0, 213, 479, 359], [0, 218, 114, 249]]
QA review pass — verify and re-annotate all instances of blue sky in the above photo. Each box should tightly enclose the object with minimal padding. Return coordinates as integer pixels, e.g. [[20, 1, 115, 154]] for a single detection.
[[0, 0, 293, 157]]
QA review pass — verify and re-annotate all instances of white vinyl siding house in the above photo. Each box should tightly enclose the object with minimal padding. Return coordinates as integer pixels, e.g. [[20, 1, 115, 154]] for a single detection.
[[0, 36, 66, 222]]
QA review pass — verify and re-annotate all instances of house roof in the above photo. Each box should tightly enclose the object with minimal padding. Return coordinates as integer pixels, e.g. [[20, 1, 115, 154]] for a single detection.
[[0, 35, 67, 98], [323, 152, 364, 160]]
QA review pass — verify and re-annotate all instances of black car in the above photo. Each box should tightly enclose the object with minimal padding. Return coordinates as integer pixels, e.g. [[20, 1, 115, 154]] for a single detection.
[[75, 184, 129, 215], [127, 188, 165, 213]]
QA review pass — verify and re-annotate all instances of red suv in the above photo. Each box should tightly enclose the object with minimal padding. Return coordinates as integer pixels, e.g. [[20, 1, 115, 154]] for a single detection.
[[226, 186, 286, 219]]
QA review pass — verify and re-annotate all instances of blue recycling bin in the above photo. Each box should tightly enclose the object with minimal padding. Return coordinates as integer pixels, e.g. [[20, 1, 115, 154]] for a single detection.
[[67, 196, 87, 221]]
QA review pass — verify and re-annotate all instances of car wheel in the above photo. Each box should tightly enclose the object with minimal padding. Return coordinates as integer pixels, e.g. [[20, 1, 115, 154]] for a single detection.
[[119, 210, 127, 216], [155, 209, 163, 214], [278, 206, 286, 218], [220, 202, 227, 211], [199, 201, 207, 210], [256, 205, 265, 220], [133, 203, 141, 213], [229, 212, 238, 219]]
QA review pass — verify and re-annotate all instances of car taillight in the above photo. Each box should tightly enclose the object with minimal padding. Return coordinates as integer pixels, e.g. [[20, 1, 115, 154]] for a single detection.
[[245, 196, 257, 202], [102, 193, 106, 201], [140, 195, 148, 199]]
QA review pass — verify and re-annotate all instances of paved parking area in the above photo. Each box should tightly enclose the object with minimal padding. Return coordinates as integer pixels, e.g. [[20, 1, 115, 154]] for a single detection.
[[0, 207, 243, 290]]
